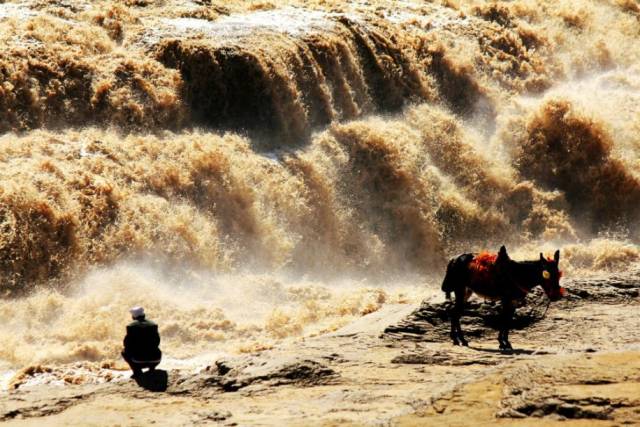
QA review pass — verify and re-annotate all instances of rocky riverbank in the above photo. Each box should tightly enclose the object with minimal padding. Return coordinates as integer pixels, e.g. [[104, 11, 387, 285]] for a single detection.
[[2, 270, 638, 425]]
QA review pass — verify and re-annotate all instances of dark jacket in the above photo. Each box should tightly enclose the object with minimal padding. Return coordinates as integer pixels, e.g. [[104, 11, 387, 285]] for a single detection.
[[123, 318, 161, 362]]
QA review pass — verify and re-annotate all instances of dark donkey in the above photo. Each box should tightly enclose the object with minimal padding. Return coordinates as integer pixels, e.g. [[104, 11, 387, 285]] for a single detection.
[[441, 246, 566, 350]]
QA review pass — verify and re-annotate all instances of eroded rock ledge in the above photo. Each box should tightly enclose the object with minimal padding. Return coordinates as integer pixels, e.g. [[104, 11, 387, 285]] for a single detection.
[[383, 272, 640, 344]]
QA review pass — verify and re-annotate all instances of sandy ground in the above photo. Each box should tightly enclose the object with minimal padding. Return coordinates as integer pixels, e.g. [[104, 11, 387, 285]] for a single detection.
[[1, 272, 638, 426]]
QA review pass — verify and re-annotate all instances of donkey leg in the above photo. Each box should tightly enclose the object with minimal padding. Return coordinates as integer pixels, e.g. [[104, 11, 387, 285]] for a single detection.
[[497, 307, 507, 348], [449, 319, 459, 345], [498, 301, 515, 351], [453, 289, 468, 346], [502, 304, 515, 350], [449, 299, 460, 346]]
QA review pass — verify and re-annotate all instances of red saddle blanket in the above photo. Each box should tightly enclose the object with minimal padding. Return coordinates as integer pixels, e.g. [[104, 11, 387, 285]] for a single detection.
[[469, 252, 497, 278]]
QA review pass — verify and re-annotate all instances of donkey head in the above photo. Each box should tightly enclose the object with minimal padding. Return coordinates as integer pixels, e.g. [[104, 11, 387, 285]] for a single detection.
[[539, 250, 566, 301]]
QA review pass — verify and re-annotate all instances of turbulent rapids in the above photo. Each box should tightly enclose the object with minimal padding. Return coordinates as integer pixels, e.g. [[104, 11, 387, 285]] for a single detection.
[[1, 0, 640, 378]]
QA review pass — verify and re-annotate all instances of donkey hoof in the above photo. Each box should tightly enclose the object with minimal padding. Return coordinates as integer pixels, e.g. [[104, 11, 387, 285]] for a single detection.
[[459, 339, 469, 347], [499, 343, 513, 352]]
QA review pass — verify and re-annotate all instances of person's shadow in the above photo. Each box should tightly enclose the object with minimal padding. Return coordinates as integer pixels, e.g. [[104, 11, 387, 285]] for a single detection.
[[134, 369, 168, 392]]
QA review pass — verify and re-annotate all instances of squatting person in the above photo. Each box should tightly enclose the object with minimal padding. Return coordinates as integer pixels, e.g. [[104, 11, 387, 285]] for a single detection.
[[121, 306, 162, 378]]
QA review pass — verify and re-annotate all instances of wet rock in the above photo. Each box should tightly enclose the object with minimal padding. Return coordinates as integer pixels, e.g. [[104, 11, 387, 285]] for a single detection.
[[556, 403, 580, 418], [176, 357, 338, 394], [219, 358, 337, 391], [496, 408, 527, 418], [391, 351, 498, 366], [214, 359, 233, 376], [200, 411, 232, 422], [565, 273, 640, 304], [507, 397, 614, 420], [0, 392, 91, 421]]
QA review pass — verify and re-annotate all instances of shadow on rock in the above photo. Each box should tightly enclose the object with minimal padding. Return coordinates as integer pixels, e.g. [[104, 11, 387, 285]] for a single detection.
[[467, 346, 549, 356], [135, 370, 168, 392], [382, 298, 544, 343]]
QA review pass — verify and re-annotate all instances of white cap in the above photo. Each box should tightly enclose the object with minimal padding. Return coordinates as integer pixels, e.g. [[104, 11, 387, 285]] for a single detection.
[[130, 306, 145, 318]]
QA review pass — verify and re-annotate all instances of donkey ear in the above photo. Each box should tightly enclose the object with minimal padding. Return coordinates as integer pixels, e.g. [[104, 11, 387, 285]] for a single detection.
[[554, 249, 560, 263], [499, 245, 507, 256], [540, 252, 545, 262]]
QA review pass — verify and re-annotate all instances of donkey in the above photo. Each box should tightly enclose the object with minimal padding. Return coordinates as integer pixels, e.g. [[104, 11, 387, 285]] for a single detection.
[[441, 246, 566, 350]]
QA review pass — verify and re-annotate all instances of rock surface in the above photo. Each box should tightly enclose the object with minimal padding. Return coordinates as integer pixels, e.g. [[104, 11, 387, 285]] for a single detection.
[[1, 271, 638, 425]]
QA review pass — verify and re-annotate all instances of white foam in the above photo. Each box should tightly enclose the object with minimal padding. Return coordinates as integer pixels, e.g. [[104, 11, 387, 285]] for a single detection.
[[384, 4, 470, 29], [0, 3, 36, 20], [0, 370, 16, 392], [158, 8, 339, 39]]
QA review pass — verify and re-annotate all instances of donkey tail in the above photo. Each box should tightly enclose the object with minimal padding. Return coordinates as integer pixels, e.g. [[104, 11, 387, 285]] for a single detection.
[[441, 254, 473, 300], [441, 259, 456, 299]]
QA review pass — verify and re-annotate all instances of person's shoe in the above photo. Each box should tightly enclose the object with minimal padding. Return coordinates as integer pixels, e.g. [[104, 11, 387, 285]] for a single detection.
[[131, 371, 142, 379]]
